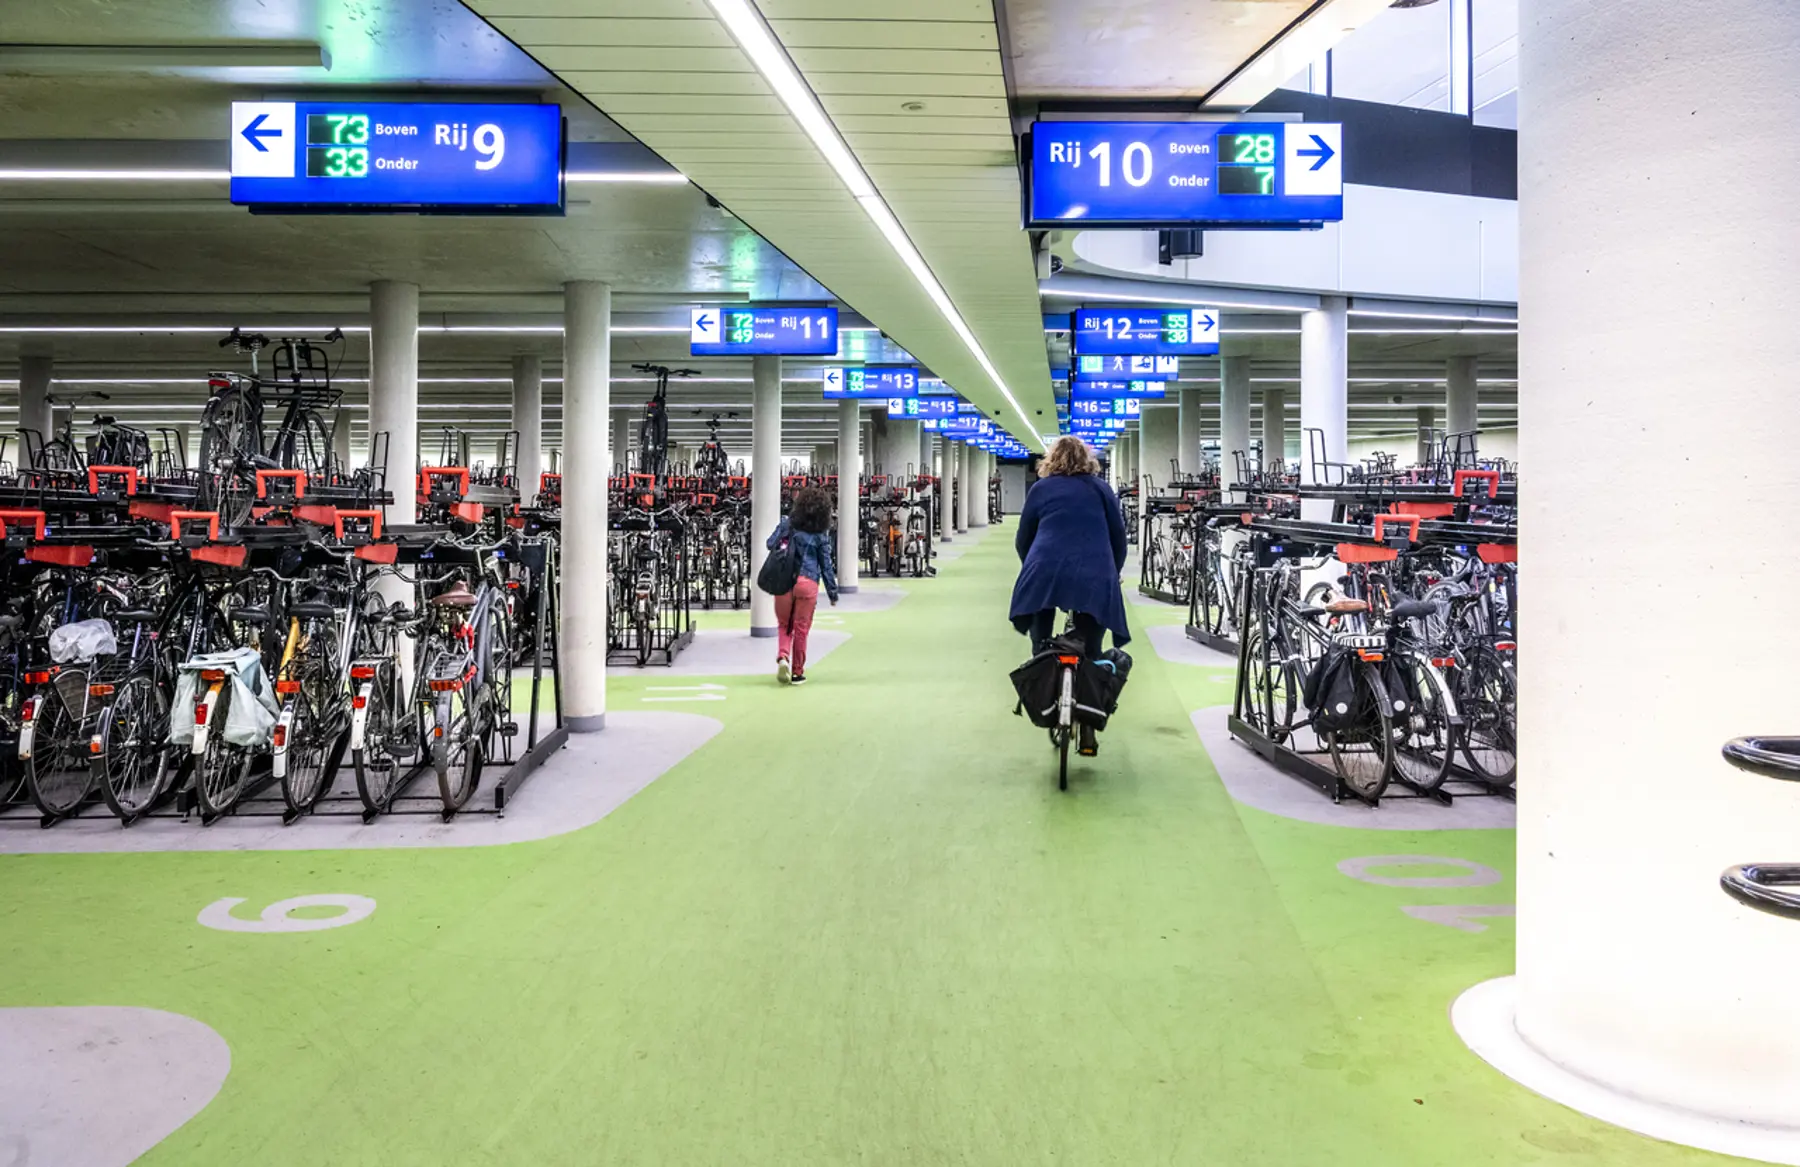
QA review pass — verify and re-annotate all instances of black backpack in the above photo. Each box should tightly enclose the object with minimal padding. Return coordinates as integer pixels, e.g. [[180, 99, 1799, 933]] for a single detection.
[[757, 530, 801, 596]]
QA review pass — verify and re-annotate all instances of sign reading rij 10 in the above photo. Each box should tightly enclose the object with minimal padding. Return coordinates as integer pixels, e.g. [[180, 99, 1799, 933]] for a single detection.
[[1027, 121, 1342, 228], [690, 306, 838, 357], [1073, 307, 1219, 357], [230, 102, 563, 212], [820, 366, 918, 400]]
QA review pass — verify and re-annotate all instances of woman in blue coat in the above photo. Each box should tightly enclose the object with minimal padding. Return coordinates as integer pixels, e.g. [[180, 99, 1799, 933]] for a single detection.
[[1009, 435, 1130, 662]]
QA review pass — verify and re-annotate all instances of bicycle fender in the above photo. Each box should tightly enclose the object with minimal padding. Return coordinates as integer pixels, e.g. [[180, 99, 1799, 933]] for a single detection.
[[350, 682, 374, 751], [17, 697, 37, 760], [271, 699, 295, 779]]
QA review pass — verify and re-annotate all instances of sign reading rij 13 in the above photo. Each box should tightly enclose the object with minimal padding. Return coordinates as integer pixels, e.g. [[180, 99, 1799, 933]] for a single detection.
[[1027, 121, 1342, 228], [230, 101, 564, 212]]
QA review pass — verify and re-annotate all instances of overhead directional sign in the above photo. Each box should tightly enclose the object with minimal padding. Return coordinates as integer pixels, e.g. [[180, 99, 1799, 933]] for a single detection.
[[1074, 354, 1180, 381], [1026, 121, 1343, 228], [822, 365, 918, 400], [1070, 397, 1142, 418], [1071, 380, 1167, 400], [888, 396, 959, 419], [691, 306, 838, 357], [229, 101, 564, 212], [1073, 307, 1219, 356]]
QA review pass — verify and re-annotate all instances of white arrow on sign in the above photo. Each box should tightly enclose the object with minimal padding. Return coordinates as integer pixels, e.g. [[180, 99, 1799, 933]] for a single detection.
[[646, 683, 727, 691], [690, 309, 720, 346], [822, 368, 845, 394]]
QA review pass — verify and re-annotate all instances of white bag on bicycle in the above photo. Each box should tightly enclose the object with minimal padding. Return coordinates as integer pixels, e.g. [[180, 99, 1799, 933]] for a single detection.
[[169, 647, 279, 748], [49, 618, 117, 664]]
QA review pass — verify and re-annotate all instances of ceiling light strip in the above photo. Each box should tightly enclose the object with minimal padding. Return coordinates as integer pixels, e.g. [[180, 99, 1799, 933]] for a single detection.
[[701, 0, 1040, 450]]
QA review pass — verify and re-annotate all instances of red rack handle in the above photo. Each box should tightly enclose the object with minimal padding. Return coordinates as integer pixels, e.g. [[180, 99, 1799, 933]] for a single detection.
[[87, 465, 139, 496], [421, 466, 471, 495], [333, 509, 384, 541], [1372, 514, 1420, 543], [1453, 469, 1500, 499], [169, 510, 220, 541], [539, 472, 562, 492], [254, 469, 308, 499], [0, 509, 48, 539]]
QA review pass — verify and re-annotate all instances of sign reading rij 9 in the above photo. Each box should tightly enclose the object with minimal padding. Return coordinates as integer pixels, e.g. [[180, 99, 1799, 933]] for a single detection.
[[1073, 307, 1218, 357], [1026, 121, 1342, 228], [230, 101, 564, 212], [690, 306, 838, 357]]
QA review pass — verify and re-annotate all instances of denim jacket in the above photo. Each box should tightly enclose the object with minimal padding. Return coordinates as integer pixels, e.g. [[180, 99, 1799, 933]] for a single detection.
[[767, 517, 839, 602]]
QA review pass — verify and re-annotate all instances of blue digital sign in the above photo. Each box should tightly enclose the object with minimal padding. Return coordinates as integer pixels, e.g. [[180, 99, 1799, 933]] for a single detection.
[[1074, 354, 1180, 381], [230, 101, 563, 212], [888, 396, 959, 419], [1074, 307, 1219, 356], [1027, 121, 1343, 228], [823, 365, 917, 400], [1070, 397, 1142, 418], [1071, 380, 1167, 400], [691, 306, 838, 357]]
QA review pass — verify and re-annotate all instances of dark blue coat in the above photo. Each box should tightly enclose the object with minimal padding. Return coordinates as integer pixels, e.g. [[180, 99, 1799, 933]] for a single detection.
[[1008, 473, 1131, 646]]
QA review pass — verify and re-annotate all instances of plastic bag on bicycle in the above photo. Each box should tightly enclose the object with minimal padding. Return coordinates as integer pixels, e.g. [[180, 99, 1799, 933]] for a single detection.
[[1009, 636, 1132, 731]]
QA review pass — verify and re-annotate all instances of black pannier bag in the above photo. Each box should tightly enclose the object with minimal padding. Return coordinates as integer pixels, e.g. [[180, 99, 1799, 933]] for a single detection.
[[1303, 646, 1364, 733], [1011, 636, 1133, 731]]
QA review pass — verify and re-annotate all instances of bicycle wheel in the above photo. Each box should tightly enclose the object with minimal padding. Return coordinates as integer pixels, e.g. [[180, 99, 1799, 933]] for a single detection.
[[197, 392, 261, 526], [1057, 727, 1070, 792], [353, 662, 404, 814], [1459, 647, 1517, 786], [1325, 661, 1393, 800], [193, 687, 251, 820], [635, 603, 652, 667], [24, 682, 93, 817], [480, 601, 515, 765], [284, 410, 336, 482], [96, 673, 172, 822], [1390, 657, 1454, 792], [280, 687, 339, 816], [435, 687, 485, 813]]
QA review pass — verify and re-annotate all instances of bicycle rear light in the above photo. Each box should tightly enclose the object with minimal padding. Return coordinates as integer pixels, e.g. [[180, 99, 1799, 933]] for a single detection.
[[200, 669, 226, 682], [88, 683, 114, 698], [275, 680, 301, 696], [350, 666, 376, 680]]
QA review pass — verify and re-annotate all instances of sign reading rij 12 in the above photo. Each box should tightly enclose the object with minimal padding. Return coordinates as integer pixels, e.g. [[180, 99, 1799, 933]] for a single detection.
[[1074, 354, 1179, 381], [1027, 121, 1342, 228], [821, 365, 917, 400], [1074, 307, 1218, 356], [691, 306, 838, 357], [230, 102, 563, 212]]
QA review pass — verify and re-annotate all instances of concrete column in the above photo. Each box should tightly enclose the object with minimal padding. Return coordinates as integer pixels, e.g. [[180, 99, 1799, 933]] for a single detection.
[[612, 412, 633, 475], [1262, 386, 1286, 472], [561, 280, 611, 731], [952, 442, 969, 533], [811, 443, 832, 472], [511, 354, 543, 494], [1416, 406, 1435, 467], [1299, 295, 1348, 520], [1138, 403, 1179, 493], [1447, 354, 1478, 451], [749, 355, 782, 637], [969, 449, 990, 529], [17, 354, 52, 452], [1452, 3, 1800, 1150], [330, 409, 352, 473], [1220, 355, 1251, 501], [368, 280, 419, 526], [1178, 387, 1204, 476], [836, 399, 860, 595], [934, 436, 951, 543]]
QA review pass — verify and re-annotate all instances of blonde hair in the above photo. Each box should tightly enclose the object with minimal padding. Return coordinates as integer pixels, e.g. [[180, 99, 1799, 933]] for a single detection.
[[1038, 435, 1101, 478]]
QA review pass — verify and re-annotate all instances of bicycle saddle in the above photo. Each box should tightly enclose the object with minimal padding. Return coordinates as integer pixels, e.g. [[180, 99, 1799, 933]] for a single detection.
[[430, 581, 478, 608], [232, 605, 273, 624], [1388, 599, 1439, 622], [289, 600, 338, 620], [115, 608, 160, 624]]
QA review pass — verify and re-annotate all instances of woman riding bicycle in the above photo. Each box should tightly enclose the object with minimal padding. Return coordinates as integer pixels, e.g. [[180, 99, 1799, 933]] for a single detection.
[[1009, 436, 1129, 750]]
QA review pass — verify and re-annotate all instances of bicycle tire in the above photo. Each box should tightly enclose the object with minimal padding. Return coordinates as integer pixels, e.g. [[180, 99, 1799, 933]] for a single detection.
[[1058, 728, 1069, 792], [353, 662, 403, 814], [480, 600, 515, 766], [1391, 656, 1454, 792], [193, 687, 251, 820], [197, 391, 262, 527], [1458, 647, 1517, 786], [24, 684, 93, 818], [95, 674, 172, 822], [435, 688, 485, 813], [279, 691, 338, 815], [284, 409, 336, 482], [1325, 660, 1393, 800]]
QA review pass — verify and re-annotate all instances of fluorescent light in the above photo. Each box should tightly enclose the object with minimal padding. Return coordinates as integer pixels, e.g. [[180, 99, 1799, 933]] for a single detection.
[[1042, 288, 1309, 313], [565, 172, 688, 184], [1205, 0, 1398, 108], [1348, 309, 1519, 324], [701, 0, 1040, 450], [0, 170, 230, 182]]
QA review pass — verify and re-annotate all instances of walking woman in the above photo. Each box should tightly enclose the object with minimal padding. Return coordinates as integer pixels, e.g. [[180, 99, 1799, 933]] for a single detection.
[[767, 486, 840, 685]]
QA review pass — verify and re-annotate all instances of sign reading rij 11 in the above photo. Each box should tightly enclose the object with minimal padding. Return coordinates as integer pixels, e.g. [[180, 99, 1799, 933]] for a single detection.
[[1027, 121, 1343, 228], [821, 366, 917, 400], [1074, 307, 1218, 356], [691, 306, 838, 357], [230, 102, 563, 212]]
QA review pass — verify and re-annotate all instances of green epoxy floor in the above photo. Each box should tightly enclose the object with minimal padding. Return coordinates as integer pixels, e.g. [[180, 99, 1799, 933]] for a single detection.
[[0, 528, 1745, 1164]]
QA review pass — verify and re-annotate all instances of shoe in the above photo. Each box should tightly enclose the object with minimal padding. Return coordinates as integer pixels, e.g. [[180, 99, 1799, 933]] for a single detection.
[[791, 674, 808, 686], [1078, 725, 1099, 757], [777, 658, 791, 684]]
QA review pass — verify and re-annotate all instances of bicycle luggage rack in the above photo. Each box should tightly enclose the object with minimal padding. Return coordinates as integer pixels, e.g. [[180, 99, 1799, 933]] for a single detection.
[[1721, 736, 1800, 920]]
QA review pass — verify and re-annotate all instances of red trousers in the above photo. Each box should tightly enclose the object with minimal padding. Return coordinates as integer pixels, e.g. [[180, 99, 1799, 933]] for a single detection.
[[775, 576, 820, 675]]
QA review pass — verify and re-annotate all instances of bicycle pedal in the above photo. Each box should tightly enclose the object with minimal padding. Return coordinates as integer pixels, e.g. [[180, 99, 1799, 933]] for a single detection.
[[497, 721, 519, 737]]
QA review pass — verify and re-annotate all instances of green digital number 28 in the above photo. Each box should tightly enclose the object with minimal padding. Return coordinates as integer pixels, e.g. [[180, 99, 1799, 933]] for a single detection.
[[1234, 134, 1276, 164]]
